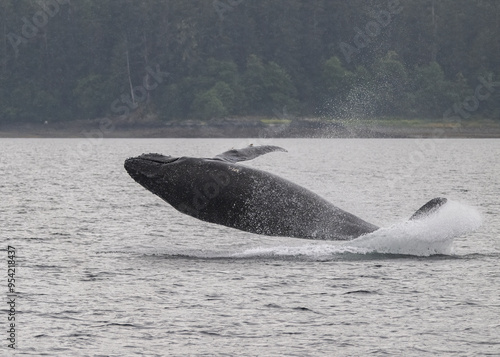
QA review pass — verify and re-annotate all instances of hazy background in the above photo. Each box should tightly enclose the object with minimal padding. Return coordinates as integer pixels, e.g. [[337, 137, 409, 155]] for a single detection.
[[1, 0, 499, 127]]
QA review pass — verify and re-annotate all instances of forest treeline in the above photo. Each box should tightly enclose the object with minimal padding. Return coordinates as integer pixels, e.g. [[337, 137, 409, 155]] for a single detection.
[[1, 0, 500, 124]]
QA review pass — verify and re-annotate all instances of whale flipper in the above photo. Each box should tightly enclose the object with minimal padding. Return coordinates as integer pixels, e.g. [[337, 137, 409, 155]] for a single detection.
[[409, 197, 448, 220], [214, 145, 287, 163]]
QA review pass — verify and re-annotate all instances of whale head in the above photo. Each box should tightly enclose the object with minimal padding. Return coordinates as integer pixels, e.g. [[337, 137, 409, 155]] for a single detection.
[[124, 146, 288, 221], [125, 153, 179, 180], [124, 153, 233, 218]]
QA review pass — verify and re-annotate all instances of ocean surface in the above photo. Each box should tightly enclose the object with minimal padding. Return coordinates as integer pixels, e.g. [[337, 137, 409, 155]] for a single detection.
[[1, 138, 499, 356]]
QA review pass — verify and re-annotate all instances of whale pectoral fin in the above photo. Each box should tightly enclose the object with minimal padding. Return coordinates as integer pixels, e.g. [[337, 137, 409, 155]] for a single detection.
[[409, 197, 448, 220], [214, 145, 287, 163]]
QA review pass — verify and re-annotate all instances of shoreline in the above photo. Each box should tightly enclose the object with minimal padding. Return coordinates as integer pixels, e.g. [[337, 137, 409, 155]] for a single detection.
[[1, 118, 500, 138]]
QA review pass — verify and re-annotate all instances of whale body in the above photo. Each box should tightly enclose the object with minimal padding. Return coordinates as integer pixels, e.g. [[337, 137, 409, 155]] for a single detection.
[[124, 145, 447, 240]]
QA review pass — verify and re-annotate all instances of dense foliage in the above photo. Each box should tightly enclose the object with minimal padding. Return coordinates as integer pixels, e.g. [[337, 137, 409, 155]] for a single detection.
[[1, 0, 499, 124]]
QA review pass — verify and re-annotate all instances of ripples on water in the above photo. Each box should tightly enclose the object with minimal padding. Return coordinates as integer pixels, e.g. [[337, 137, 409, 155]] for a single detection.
[[1, 138, 499, 356]]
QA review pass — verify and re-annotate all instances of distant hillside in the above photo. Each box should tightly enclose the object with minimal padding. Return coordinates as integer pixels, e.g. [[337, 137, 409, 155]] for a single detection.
[[1, 0, 499, 125]]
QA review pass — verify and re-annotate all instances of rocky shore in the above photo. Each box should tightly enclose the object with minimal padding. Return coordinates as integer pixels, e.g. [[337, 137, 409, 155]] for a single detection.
[[1, 117, 500, 138]]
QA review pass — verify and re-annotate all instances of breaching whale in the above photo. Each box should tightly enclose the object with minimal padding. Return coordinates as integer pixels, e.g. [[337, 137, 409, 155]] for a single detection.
[[124, 145, 447, 240]]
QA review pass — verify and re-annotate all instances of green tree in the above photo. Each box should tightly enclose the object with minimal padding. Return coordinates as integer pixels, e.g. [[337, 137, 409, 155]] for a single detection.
[[242, 54, 266, 113], [322, 56, 354, 99], [191, 88, 228, 120], [411, 62, 460, 118], [73, 74, 111, 119], [242, 55, 298, 115], [1, 0, 500, 124]]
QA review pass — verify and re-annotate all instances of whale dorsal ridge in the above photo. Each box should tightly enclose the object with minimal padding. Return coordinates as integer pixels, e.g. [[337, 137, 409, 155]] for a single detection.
[[214, 145, 287, 163]]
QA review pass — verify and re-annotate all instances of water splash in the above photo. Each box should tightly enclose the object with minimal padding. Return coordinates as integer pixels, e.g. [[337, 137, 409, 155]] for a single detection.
[[232, 242, 365, 260], [235, 200, 482, 258], [346, 200, 482, 256]]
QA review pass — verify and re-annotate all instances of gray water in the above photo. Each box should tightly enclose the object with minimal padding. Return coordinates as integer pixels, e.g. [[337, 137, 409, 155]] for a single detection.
[[1, 138, 499, 356]]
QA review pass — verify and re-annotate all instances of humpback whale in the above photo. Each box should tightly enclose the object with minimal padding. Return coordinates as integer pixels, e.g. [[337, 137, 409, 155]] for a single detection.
[[124, 145, 447, 240]]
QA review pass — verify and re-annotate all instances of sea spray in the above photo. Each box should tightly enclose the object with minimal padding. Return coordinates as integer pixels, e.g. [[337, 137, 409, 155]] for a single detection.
[[344, 200, 482, 256], [234, 200, 482, 259]]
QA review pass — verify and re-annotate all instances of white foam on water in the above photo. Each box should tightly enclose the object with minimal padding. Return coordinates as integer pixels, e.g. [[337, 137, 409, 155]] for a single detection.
[[232, 242, 361, 260], [346, 200, 483, 256], [234, 200, 483, 258]]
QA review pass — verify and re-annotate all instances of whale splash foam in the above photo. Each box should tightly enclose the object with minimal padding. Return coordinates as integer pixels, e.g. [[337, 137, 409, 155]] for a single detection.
[[234, 200, 482, 258], [346, 200, 482, 256]]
